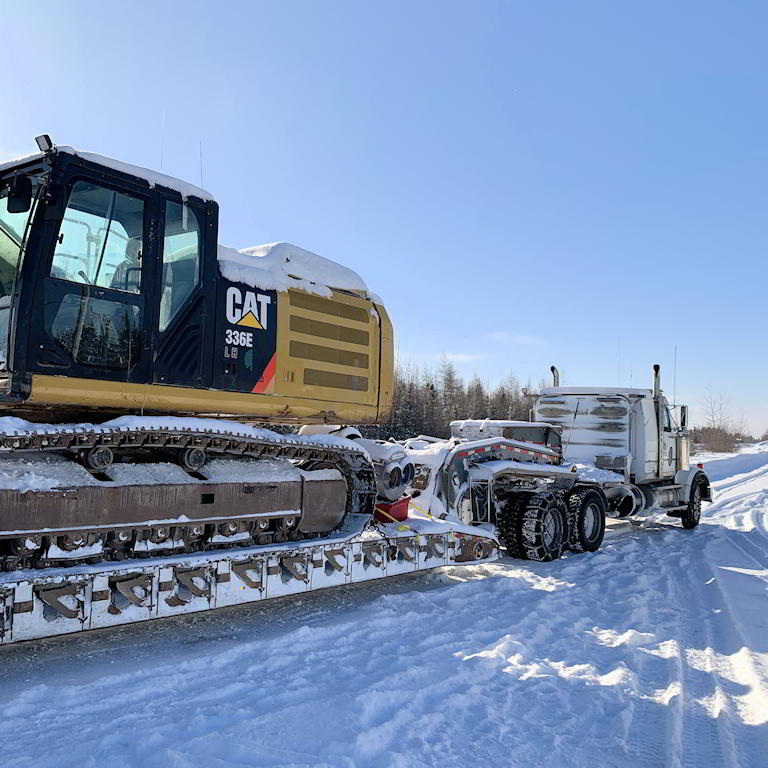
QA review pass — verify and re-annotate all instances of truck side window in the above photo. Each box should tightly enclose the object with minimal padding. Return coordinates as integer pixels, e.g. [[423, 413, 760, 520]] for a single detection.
[[159, 201, 201, 331], [663, 407, 673, 432], [50, 181, 144, 294]]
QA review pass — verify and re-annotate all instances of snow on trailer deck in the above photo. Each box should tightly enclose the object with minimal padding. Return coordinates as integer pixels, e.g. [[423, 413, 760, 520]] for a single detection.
[[2, 447, 768, 768]]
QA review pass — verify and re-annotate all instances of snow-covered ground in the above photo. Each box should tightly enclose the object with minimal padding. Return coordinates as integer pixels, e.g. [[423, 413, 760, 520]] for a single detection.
[[1, 446, 767, 768]]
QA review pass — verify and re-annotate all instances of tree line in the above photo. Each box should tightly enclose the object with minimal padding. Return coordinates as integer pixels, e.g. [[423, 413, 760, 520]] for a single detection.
[[361, 357, 542, 441]]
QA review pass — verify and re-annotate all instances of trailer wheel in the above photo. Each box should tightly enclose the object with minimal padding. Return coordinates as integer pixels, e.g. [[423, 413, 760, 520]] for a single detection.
[[680, 479, 703, 529], [566, 489, 606, 553], [497, 491, 567, 562]]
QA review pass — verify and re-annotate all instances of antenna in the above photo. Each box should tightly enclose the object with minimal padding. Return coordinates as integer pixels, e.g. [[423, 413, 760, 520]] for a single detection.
[[160, 107, 166, 169]]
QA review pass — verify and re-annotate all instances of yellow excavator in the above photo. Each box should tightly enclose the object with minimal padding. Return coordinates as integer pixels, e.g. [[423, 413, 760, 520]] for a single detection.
[[0, 136, 497, 644], [0, 136, 393, 424]]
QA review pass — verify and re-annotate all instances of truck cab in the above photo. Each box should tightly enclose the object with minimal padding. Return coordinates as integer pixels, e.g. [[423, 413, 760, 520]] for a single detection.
[[535, 378, 685, 483], [534, 365, 710, 518]]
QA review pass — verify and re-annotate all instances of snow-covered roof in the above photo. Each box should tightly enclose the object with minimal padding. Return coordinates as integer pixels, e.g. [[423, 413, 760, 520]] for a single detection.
[[539, 387, 652, 398], [218, 242, 371, 299], [0, 146, 214, 201], [0, 150, 50, 174]]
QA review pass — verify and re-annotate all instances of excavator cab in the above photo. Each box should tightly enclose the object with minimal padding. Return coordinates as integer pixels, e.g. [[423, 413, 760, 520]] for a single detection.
[[0, 145, 215, 397], [0, 140, 393, 423]]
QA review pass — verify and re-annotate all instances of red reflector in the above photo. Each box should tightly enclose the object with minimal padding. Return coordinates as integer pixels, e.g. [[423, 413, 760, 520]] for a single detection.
[[697, 463, 703, 469]]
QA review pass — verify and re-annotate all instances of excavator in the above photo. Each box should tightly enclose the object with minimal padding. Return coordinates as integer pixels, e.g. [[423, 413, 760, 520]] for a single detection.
[[0, 136, 498, 644]]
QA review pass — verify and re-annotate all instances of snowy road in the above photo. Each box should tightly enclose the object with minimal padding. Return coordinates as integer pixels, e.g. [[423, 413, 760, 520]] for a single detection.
[[2, 447, 767, 768]]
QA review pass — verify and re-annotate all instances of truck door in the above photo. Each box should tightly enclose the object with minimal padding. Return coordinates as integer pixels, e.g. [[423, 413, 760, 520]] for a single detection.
[[27, 176, 154, 384], [659, 399, 677, 477]]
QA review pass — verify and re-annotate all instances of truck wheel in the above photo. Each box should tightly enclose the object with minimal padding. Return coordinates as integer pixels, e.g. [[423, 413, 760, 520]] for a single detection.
[[497, 491, 567, 562], [566, 489, 606, 553], [681, 480, 703, 529]]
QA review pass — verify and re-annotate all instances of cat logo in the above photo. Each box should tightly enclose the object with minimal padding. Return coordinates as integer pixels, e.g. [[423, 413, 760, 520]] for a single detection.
[[225, 286, 272, 330]]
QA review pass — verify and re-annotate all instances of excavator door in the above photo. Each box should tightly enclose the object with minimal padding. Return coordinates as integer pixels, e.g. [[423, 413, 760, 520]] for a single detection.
[[27, 172, 154, 384]]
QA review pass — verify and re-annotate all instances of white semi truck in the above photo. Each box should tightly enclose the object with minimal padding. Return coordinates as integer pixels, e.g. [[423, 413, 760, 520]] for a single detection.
[[401, 365, 711, 561]]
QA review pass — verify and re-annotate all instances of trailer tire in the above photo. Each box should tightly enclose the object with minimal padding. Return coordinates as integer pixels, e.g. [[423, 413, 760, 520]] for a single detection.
[[497, 491, 567, 562], [566, 489, 606, 553], [681, 479, 703, 529]]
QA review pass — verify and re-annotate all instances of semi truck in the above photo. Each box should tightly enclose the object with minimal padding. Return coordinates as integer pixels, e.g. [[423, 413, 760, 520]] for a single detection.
[[400, 365, 711, 561]]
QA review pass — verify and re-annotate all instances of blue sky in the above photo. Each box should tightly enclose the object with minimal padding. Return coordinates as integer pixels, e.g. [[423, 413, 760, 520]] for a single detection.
[[3, 1, 766, 433]]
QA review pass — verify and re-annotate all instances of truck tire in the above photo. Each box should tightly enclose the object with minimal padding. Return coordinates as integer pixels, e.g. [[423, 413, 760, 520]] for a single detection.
[[566, 489, 606, 553], [497, 491, 567, 562], [680, 479, 703, 529]]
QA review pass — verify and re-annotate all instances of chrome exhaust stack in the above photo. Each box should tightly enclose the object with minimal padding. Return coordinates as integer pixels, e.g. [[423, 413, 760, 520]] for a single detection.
[[653, 364, 661, 399], [551, 366, 560, 387]]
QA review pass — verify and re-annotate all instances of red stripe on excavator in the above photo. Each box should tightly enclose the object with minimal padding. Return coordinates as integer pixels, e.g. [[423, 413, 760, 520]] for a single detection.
[[251, 354, 277, 394]]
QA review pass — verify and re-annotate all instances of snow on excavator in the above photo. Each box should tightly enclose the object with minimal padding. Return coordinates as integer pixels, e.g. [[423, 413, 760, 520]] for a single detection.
[[0, 137, 498, 644]]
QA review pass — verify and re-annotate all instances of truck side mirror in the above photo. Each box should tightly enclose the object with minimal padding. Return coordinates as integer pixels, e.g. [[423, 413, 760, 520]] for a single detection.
[[7, 175, 33, 214], [680, 405, 688, 429]]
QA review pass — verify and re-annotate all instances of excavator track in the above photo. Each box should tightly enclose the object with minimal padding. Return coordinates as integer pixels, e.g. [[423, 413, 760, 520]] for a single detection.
[[0, 423, 377, 570]]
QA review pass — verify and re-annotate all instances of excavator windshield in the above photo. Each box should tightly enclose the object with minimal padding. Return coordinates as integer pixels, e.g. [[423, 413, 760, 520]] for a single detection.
[[0, 181, 39, 368]]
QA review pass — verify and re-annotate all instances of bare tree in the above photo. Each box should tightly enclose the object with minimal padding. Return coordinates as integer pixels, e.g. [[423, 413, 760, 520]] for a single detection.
[[701, 389, 731, 431]]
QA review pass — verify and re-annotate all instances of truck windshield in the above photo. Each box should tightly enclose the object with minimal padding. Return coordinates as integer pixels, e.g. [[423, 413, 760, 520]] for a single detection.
[[0, 185, 39, 368]]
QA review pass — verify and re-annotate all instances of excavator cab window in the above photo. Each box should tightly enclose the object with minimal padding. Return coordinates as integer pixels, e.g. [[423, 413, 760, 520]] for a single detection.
[[159, 200, 201, 331], [36, 178, 148, 375], [50, 181, 144, 293]]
